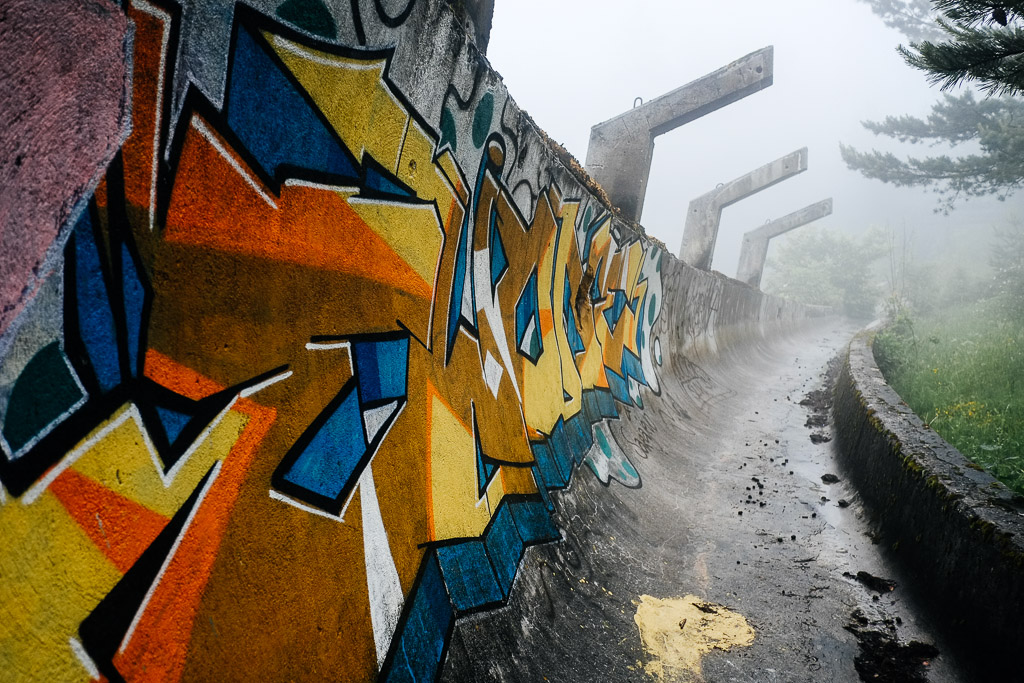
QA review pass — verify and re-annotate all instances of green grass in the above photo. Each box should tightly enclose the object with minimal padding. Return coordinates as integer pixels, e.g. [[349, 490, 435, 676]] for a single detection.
[[874, 299, 1024, 495]]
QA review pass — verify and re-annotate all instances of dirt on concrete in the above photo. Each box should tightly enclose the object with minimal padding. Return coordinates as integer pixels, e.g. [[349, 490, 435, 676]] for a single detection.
[[845, 607, 939, 682], [442, 322, 967, 682]]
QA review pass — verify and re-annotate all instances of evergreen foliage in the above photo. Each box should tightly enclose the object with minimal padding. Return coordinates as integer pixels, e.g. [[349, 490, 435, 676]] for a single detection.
[[856, 0, 943, 41], [840, 92, 1024, 212], [900, 1, 1024, 95]]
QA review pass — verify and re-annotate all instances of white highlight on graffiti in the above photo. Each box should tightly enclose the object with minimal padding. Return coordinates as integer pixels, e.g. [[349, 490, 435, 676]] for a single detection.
[[69, 637, 100, 680], [269, 489, 344, 522], [285, 178, 360, 194], [305, 340, 349, 350], [460, 244, 475, 326], [395, 116, 411, 177], [363, 401, 399, 444], [119, 460, 222, 654], [304, 339, 355, 376], [342, 402, 405, 521], [583, 422, 640, 488], [239, 369, 293, 397], [133, 0, 171, 227], [22, 406, 135, 505], [191, 117, 278, 209], [483, 351, 503, 399], [360, 465, 405, 670], [473, 247, 522, 403], [272, 35, 383, 71], [0, 482, 6, 505], [637, 246, 664, 393], [519, 315, 537, 356]]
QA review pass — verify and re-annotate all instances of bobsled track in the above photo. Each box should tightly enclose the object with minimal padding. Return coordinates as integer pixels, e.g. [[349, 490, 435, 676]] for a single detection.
[[3, 0, 1021, 681], [443, 311, 968, 682]]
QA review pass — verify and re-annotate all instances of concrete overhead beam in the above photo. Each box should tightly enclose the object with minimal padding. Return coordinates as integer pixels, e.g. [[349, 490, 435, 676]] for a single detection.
[[584, 47, 774, 223], [678, 147, 808, 269], [736, 198, 833, 288]]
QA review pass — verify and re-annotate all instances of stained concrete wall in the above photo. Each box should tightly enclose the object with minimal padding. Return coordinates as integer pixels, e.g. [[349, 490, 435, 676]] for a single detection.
[[0, 1, 824, 681], [833, 331, 1024, 677]]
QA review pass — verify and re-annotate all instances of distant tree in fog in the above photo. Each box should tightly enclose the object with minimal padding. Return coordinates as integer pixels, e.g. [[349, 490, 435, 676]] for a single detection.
[[841, 91, 1024, 213], [992, 219, 1024, 314], [762, 227, 886, 319], [856, 0, 944, 41]]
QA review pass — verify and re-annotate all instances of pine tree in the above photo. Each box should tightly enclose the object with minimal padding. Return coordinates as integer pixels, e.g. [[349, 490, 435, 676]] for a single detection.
[[846, 1, 1024, 210], [841, 92, 1024, 212], [856, 0, 944, 41], [900, 1, 1024, 95]]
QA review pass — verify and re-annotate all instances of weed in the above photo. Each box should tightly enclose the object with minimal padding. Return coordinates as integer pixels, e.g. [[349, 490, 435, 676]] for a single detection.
[[875, 298, 1024, 494]]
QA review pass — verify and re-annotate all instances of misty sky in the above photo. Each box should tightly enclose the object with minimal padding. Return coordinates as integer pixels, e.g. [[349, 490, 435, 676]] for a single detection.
[[487, 0, 1021, 276]]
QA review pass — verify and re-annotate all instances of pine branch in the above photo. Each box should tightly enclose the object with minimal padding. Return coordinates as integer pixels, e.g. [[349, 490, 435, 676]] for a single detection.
[[900, 21, 1024, 95], [840, 136, 1024, 213], [857, 0, 946, 41], [861, 91, 1024, 144], [933, 0, 1024, 27]]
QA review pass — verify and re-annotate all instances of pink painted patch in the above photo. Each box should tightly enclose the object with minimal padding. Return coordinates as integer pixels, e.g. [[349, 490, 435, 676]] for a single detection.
[[0, 0, 131, 334]]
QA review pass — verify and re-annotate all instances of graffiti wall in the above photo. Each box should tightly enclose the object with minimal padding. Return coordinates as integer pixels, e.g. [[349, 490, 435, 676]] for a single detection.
[[0, 1, 671, 680]]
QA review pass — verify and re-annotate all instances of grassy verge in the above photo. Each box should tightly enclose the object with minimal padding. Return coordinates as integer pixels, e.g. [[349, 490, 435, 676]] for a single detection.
[[873, 300, 1024, 495]]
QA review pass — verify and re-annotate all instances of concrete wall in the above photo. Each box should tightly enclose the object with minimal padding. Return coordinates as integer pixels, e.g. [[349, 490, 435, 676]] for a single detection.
[[0, 1, 821, 680], [833, 331, 1024, 676]]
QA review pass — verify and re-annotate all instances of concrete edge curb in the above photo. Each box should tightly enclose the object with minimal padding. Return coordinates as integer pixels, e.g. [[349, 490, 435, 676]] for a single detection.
[[833, 329, 1024, 676]]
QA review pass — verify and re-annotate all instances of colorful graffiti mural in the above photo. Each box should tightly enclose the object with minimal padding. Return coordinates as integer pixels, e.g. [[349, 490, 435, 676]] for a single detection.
[[0, 1, 664, 680]]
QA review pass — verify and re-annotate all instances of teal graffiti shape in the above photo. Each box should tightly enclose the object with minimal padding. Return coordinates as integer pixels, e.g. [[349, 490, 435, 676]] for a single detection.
[[440, 107, 458, 153], [3, 342, 84, 455], [472, 93, 494, 149], [276, 0, 337, 40], [584, 423, 640, 488]]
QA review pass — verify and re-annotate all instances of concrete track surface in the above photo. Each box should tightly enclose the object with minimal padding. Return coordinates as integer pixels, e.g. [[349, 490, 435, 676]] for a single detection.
[[443, 318, 970, 683]]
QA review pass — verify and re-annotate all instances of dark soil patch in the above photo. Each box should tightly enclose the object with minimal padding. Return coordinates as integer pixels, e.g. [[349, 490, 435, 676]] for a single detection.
[[805, 413, 829, 428], [802, 355, 840, 443], [845, 609, 939, 682], [844, 570, 897, 594]]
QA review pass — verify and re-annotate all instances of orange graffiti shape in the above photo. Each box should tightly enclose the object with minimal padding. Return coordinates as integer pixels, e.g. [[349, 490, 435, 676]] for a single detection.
[[50, 468, 171, 574], [163, 115, 433, 300]]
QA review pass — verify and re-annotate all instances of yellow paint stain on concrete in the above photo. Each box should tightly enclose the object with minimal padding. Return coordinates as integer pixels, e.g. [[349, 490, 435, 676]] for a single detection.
[[633, 595, 754, 681]]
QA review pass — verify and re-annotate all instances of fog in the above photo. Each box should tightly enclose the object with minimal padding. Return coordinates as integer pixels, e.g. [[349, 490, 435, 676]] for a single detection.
[[487, 0, 1021, 276]]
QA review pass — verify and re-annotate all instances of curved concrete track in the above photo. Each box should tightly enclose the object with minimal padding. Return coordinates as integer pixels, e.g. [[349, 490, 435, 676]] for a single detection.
[[442, 319, 968, 682]]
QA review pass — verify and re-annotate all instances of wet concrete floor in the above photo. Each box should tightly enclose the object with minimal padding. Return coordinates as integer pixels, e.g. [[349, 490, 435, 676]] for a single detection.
[[442, 318, 970, 682]]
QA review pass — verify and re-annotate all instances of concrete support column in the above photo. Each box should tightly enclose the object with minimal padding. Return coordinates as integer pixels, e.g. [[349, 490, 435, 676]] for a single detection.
[[679, 148, 808, 269], [736, 199, 833, 288], [584, 47, 774, 223]]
